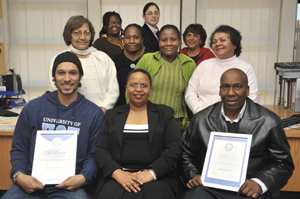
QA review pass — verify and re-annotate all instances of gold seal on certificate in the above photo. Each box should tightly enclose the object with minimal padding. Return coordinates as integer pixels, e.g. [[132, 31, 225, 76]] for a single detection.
[[32, 130, 78, 184], [201, 132, 252, 192]]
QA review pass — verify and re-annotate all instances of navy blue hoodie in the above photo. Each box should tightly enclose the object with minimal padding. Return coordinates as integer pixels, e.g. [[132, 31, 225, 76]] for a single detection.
[[10, 91, 104, 186]]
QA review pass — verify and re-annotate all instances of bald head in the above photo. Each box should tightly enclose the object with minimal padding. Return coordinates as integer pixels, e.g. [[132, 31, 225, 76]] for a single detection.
[[219, 68, 249, 120], [220, 68, 248, 86]]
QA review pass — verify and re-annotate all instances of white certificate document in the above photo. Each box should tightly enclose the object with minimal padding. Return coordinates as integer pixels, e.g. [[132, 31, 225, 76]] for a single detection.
[[32, 130, 78, 184], [201, 132, 252, 192]]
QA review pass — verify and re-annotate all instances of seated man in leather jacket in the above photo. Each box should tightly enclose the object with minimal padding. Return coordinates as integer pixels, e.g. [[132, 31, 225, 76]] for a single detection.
[[179, 68, 294, 199]]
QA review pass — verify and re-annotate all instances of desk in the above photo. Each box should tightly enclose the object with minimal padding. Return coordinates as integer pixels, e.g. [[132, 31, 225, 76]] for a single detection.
[[264, 105, 300, 192], [0, 129, 13, 190]]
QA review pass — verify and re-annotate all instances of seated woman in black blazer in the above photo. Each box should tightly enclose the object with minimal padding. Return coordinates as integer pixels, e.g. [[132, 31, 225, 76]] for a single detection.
[[94, 69, 182, 199]]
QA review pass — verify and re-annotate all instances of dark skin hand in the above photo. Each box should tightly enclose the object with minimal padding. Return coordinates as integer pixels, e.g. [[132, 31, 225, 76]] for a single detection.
[[237, 179, 262, 198], [187, 176, 262, 199], [186, 174, 203, 189]]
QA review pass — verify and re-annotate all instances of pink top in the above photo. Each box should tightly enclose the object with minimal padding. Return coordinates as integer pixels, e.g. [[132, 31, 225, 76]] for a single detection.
[[185, 56, 259, 114]]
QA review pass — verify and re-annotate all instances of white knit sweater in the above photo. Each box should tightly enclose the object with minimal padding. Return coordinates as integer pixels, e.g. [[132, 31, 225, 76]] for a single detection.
[[185, 56, 258, 114], [48, 49, 119, 110]]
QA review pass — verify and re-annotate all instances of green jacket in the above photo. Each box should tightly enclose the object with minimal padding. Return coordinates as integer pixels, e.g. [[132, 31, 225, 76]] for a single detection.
[[134, 51, 196, 126]]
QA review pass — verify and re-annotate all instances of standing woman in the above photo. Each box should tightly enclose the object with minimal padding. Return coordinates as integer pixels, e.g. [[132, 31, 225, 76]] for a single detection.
[[112, 24, 148, 107], [185, 25, 258, 115], [93, 11, 124, 58], [142, 2, 160, 52], [180, 24, 215, 66], [135, 24, 196, 126], [48, 15, 119, 113]]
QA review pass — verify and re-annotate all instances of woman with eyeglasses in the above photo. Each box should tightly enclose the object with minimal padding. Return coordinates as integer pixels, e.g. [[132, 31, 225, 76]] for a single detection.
[[48, 15, 119, 114], [93, 11, 124, 58], [94, 69, 182, 199], [142, 2, 160, 52]]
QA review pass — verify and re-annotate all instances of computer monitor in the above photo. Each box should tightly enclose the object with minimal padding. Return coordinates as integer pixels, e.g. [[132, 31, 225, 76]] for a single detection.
[[5, 74, 23, 94]]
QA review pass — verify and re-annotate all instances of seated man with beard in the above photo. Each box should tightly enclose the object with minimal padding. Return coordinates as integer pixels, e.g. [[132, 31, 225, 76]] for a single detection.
[[2, 52, 104, 199]]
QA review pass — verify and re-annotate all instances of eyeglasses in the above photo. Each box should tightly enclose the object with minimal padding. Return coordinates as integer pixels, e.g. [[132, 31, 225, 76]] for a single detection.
[[72, 31, 91, 37], [129, 83, 149, 89], [108, 21, 121, 25], [145, 11, 160, 16]]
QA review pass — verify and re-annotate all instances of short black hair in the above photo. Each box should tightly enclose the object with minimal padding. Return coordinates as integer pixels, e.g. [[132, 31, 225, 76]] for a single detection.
[[143, 2, 160, 15], [183, 24, 207, 48], [159, 24, 181, 41], [124, 23, 144, 39], [99, 11, 123, 37], [126, 69, 152, 86], [209, 25, 242, 57]]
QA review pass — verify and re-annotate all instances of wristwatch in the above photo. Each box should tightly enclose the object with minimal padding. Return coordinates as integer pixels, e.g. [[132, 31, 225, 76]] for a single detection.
[[13, 171, 23, 184]]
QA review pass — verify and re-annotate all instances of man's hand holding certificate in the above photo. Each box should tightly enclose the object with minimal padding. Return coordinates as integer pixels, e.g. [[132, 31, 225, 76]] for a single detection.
[[32, 130, 78, 185], [237, 179, 262, 198], [201, 132, 252, 192], [179, 69, 294, 199], [2, 52, 106, 199], [55, 174, 86, 191], [186, 174, 203, 189], [15, 173, 45, 194]]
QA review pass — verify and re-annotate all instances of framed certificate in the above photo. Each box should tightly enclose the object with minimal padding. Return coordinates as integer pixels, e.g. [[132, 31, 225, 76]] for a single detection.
[[201, 132, 252, 192], [32, 130, 78, 185]]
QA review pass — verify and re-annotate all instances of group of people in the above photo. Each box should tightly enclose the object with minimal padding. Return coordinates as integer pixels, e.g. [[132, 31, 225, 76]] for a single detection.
[[2, 1, 295, 199]]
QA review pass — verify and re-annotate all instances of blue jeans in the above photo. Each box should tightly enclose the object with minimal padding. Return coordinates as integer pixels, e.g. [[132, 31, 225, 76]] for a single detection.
[[2, 184, 90, 199]]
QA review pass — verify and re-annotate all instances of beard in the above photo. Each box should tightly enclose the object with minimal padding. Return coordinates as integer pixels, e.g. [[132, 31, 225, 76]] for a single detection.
[[57, 85, 78, 96], [54, 78, 81, 96]]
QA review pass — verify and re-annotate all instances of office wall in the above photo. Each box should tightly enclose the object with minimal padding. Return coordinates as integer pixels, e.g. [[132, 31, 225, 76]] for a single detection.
[[4, 0, 87, 101], [0, 0, 5, 74], [181, 0, 196, 48], [1, 0, 298, 104], [278, 0, 297, 62], [87, 0, 101, 35], [196, 0, 281, 105], [180, 0, 297, 105]]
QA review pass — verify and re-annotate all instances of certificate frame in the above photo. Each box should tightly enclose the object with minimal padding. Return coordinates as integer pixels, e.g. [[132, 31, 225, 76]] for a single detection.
[[201, 132, 252, 192], [32, 130, 78, 185]]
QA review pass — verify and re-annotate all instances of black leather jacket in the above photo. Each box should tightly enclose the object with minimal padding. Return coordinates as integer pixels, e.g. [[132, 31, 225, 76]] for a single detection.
[[179, 98, 294, 196]]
